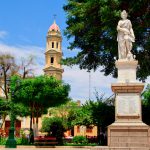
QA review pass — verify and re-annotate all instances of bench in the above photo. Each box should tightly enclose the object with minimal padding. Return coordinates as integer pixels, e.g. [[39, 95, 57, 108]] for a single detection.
[[34, 136, 58, 146]]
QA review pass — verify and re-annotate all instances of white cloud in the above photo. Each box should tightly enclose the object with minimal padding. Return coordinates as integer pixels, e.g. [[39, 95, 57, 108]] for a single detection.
[[0, 42, 44, 76], [62, 47, 80, 58], [63, 65, 116, 103], [0, 31, 8, 39]]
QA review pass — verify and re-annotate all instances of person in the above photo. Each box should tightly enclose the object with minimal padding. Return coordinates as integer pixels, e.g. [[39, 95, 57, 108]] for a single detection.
[[117, 10, 135, 59]]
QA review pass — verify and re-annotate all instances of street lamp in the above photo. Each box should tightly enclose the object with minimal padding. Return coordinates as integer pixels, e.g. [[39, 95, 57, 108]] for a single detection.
[[5, 78, 20, 148]]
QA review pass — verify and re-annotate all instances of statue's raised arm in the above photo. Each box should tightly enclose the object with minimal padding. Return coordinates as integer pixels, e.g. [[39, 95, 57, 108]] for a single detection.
[[117, 10, 135, 60]]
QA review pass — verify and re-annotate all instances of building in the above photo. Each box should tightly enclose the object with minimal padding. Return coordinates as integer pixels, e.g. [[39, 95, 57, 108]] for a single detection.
[[74, 125, 97, 137], [43, 20, 63, 80]]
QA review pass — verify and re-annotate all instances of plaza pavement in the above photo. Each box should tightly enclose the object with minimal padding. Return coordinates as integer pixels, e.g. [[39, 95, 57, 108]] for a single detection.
[[1, 146, 149, 150], [0, 146, 109, 150]]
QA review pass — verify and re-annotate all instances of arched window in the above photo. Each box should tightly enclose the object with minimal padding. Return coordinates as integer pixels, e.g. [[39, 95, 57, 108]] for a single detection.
[[51, 57, 54, 64], [52, 42, 54, 48]]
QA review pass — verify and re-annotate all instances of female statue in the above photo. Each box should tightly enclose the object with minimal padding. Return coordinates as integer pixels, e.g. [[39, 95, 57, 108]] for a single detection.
[[117, 10, 135, 59]]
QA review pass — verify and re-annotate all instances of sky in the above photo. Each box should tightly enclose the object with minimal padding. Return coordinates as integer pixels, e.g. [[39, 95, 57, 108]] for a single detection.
[[0, 0, 149, 103]]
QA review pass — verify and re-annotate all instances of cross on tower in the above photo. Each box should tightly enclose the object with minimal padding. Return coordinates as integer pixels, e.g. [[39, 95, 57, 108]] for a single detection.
[[53, 14, 57, 21]]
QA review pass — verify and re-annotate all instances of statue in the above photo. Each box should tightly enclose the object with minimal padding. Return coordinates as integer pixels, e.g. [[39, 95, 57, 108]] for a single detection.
[[117, 10, 135, 60]]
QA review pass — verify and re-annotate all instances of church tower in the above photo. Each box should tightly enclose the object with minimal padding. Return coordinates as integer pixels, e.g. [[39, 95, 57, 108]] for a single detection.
[[43, 20, 63, 80]]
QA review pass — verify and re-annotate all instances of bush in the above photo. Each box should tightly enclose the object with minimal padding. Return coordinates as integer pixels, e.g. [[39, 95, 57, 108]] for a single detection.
[[0, 137, 30, 145], [0, 137, 7, 145], [41, 117, 66, 145], [16, 137, 29, 145], [72, 136, 88, 144], [64, 143, 97, 146]]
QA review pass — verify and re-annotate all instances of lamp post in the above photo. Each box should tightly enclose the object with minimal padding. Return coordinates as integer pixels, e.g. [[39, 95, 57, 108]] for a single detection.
[[5, 78, 19, 148]]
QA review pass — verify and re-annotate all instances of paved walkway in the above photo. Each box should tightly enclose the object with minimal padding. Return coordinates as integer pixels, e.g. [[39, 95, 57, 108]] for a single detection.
[[1, 146, 149, 150], [0, 146, 109, 150], [1, 147, 92, 150], [4, 148, 91, 150]]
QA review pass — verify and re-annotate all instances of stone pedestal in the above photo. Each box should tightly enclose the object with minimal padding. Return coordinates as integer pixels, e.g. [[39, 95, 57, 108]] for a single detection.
[[108, 60, 150, 148], [108, 122, 149, 148], [116, 60, 138, 83]]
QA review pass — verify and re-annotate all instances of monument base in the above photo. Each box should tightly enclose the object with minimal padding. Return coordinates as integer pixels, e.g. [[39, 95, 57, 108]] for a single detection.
[[108, 122, 150, 148]]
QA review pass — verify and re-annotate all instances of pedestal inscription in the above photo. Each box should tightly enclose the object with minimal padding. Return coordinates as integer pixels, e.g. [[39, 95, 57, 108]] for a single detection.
[[116, 93, 140, 116]]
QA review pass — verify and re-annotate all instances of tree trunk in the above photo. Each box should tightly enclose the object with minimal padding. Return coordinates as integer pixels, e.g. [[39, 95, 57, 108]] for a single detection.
[[34, 105, 39, 136], [32, 112, 36, 137], [0, 114, 6, 128], [30, 112, 32, 130], [29, 112, 33, 143], [35, 114, 38, 136], [3, 68, 8, 99], [23, 67, 26, 79], [97, 125, 101, 145]]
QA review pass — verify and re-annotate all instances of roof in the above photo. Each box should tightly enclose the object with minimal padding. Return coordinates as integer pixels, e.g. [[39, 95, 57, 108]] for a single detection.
[[49, 20, 60, 32]]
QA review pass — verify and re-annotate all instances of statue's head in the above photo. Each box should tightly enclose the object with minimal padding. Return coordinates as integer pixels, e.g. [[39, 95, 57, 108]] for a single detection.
[[121, 10, 128, 19]]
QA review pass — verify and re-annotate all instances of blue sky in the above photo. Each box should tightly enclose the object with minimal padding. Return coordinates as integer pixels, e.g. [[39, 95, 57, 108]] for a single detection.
[[0, 0, 79, 58], [0, 1, 148, 103], [0, 0, 67, 47]]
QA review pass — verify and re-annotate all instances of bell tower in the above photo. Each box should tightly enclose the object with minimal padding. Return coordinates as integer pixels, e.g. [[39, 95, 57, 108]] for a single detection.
[[43, 20, 63, 80]]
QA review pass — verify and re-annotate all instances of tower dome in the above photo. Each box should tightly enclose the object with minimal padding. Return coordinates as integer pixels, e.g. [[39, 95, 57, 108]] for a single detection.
[[49, 20, 60, 32]]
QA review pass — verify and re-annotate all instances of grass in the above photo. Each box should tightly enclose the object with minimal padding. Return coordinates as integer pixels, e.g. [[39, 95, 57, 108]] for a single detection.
[[64, 143, 98, 146]]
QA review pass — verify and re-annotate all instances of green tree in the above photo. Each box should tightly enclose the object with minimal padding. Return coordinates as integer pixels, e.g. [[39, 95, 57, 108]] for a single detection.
[[49, 101, 78, 129], [142, 84, 150, 125], [67, 105, 92, 127], [63, 0, 150, 81], [0, 97, 29, 128], [83, 99, 115, 145], [41, 117, 66, 145], [0, 97, 10, 128], [69, 94, 115, 145], [143, 84, 150, 106], [11, 75, 70, 136], [0, 54, 36, 128]]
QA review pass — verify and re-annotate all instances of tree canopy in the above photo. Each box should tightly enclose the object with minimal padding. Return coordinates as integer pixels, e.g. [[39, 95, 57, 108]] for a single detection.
[[142, 84, 150, 125], [65, 94, 115, 145], [11, 75, 70, 110], [48, 101, 78, 129], [10, 75, 70, 135], [41, 117, 65, 144], [63, 0, 150, 81], [143, 84, 150, 106]]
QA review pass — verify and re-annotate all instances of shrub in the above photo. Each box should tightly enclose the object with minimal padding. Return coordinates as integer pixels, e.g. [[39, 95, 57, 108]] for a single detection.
[[16, 137, 29, 145], [41, 117, 66, 145], [0, 137, 7, 145], [0, 137, 30, 145], [72, 136, 88, 144]]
